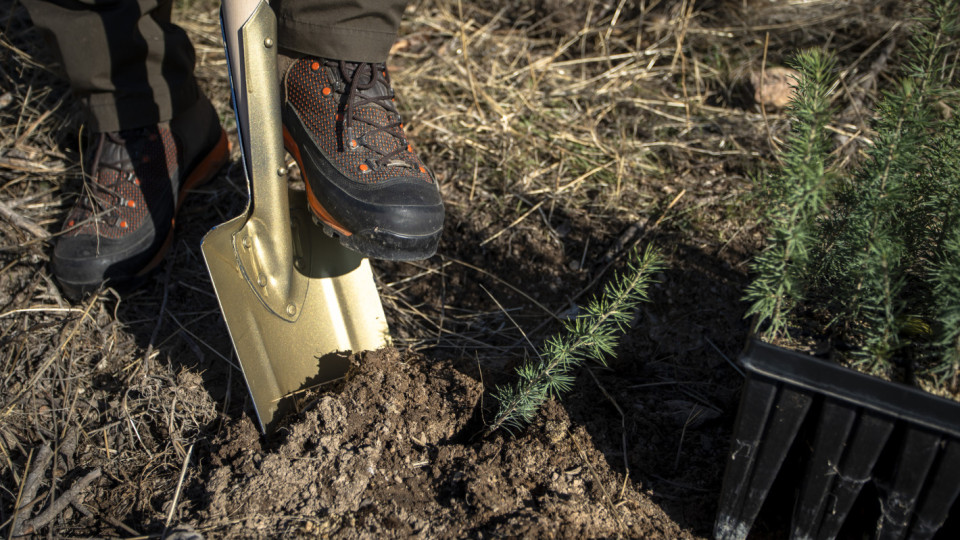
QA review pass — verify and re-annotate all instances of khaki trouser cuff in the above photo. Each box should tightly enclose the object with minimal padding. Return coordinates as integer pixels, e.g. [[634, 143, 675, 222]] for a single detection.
[[277, 18, 397, 63], [85, 82, 200, 133]]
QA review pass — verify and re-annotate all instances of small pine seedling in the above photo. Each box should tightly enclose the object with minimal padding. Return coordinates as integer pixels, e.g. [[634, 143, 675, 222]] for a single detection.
[[930, 227, 960, 389], [487, 247, 663, 435], [743, 48, 837, 339], [745, 0, 960, 387], [816, 0, 959, 376]]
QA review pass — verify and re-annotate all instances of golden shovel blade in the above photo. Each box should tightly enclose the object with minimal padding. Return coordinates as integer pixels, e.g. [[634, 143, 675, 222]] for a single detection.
[[202, 193, 389, 432], [205, 0, 389, 432]]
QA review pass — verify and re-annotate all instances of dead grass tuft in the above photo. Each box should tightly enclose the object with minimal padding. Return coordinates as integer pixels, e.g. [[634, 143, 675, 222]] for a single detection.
[[379, 0, 903, 353]]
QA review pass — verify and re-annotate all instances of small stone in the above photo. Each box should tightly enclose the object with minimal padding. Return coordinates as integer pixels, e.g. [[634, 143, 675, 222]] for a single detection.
[[751, 66, 801, 110], [543, 416, 570, 444]]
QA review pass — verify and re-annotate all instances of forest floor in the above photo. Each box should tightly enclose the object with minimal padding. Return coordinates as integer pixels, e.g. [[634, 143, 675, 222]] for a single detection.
[[0, 0, 907, 537]]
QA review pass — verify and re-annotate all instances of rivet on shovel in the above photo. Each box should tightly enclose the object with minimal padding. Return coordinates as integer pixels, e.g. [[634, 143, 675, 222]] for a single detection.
[[286, 304, 297, 316], [242, 235, 251, 249], [258, 274, 267, 287], [264, 38, 274, 48], [277, 167, 287, 176]]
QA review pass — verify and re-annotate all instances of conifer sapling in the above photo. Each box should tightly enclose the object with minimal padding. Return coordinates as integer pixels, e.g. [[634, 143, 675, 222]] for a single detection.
[[488, 247, 663, 434]]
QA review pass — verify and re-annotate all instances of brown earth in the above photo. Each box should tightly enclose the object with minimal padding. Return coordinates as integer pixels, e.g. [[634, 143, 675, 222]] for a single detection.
[[191, 348, 697, 538]]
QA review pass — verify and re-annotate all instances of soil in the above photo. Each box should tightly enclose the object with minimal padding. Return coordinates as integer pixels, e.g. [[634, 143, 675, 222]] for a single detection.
[[192, 349, 696, 538]]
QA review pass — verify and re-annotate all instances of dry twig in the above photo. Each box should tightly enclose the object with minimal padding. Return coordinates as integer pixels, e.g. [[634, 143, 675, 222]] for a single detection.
[[9, 444, 51, 537], [18, 468, 101, 536], [0, 200, 49, 240]]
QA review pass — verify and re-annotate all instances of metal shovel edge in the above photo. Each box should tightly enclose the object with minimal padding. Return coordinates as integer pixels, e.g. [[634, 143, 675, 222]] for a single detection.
[[202, 0, 390, 432]]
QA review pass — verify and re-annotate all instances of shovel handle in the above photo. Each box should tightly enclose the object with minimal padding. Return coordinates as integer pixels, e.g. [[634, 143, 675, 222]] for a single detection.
[[221, 1, 306, 318], [222, 0, 268, 179]]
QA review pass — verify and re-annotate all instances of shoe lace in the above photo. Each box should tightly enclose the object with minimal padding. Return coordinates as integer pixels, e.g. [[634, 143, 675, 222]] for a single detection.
[[334, 60, 415, 170], [74, 131, 142, 228]]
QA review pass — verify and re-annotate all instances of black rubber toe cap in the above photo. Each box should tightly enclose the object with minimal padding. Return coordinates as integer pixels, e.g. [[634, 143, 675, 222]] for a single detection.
[[298, 139, 444, 239], [52, 222, 158, 291]]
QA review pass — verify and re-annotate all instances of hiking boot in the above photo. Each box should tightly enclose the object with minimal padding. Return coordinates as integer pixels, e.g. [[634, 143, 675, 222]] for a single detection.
[[281, 56, 444, 261], [52, 96, 229, 299]]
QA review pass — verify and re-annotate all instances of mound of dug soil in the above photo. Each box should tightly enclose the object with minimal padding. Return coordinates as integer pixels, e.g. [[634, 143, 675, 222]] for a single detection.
[[193, 349, 694, 538]]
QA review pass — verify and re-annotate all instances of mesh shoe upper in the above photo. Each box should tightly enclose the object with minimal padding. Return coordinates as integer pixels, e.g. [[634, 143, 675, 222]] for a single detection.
[[53, 95, 228, 297], [62, 127, 180, 240], [283, 58, 434, 185], [281, 56, 444, 260]]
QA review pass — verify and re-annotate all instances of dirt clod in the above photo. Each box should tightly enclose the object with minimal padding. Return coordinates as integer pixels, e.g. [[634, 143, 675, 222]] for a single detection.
[[195, 349, 690, 538], [751, 67, 802, 110]]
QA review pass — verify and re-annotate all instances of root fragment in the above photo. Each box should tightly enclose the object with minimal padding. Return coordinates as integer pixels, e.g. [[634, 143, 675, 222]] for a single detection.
[[16, 467, 101, 536]]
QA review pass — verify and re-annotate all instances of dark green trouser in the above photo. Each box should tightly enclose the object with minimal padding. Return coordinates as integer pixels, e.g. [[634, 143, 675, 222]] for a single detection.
[[22, 0, 408, 133]]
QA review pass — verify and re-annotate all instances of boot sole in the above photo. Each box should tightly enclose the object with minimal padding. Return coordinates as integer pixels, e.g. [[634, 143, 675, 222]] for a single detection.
[[59, 129, 231, 299], [282, 126, 441, 261]]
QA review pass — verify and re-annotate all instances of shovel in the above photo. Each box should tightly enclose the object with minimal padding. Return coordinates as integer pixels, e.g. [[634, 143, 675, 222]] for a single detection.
[[203, 0, 390, 432]]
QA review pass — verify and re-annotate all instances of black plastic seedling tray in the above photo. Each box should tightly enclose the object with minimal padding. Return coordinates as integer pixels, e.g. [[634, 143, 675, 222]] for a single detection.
[[715, 340, 960, 540]]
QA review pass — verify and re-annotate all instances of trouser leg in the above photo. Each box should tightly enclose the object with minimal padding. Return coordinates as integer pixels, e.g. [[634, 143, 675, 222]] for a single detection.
[[273, 0, 409, 63], [21, 0, 199, 133]]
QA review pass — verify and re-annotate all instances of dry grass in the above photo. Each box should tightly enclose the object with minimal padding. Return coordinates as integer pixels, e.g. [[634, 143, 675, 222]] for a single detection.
[[378, 0, 903, 352], [0, 0, 906, 536]]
